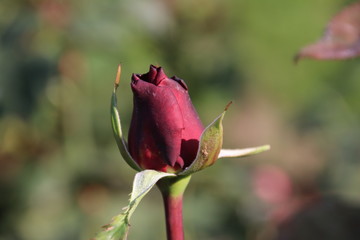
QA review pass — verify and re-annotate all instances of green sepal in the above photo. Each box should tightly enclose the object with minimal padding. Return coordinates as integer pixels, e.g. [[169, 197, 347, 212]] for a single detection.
[[94, 170, 176, 240], [179, 108, 226, 175], [111, 85, 141, 171], [218, 145, 270, 159]]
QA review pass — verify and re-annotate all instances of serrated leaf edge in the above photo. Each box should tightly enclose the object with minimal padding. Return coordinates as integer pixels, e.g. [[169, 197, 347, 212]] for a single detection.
[[94, 170, 175, 240]]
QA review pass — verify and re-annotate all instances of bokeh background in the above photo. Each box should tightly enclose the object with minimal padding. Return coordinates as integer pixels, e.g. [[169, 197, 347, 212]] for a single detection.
[[1, 0, 360, 239]]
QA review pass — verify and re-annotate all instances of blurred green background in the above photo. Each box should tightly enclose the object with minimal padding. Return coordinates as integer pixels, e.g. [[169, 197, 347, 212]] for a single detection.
[[1, 0, 360, 239]]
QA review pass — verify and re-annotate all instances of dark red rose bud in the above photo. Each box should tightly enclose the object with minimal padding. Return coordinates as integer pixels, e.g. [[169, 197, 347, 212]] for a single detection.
[[128, 65, 204, 172]]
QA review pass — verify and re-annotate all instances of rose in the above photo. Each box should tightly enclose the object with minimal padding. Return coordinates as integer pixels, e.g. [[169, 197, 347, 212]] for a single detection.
[[111, 64, 269, 175], [96, 65, 270, 240], [128, 65, 204, 172]]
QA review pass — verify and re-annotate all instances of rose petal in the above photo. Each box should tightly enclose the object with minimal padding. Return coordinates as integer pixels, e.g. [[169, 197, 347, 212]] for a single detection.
[[296, 1, 360, 61], [158, 77, 204, 167], [129, 79, 184, 168]]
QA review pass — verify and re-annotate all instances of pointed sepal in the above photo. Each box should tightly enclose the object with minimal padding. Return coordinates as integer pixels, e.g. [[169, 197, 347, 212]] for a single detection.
[[111, 65, 142, 171], [218, 145, 270, 159], [94, 170, 176, 240], [179, 103, 232, 175]]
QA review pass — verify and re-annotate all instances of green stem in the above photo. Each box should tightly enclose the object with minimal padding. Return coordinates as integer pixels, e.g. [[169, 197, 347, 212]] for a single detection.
[[157, 175, 191, 240]]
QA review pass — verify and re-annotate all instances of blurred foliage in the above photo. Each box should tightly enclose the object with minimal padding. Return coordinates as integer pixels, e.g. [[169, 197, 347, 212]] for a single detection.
[[1, 0, 360, 239]]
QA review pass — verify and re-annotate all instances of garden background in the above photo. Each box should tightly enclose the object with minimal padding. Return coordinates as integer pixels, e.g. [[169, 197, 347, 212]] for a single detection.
[[1, 0, 360, 239]]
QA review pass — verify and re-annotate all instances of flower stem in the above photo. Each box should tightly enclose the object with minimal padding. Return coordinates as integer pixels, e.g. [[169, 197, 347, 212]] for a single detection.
[[157, 175, 191, 240]]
